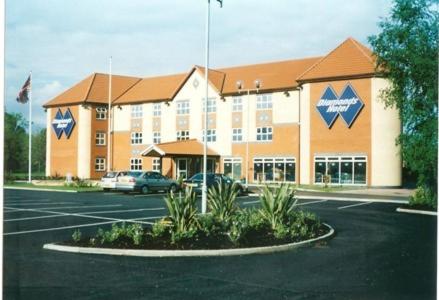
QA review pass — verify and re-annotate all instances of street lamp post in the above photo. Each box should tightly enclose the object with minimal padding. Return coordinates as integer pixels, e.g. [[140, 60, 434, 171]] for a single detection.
[[237, 79, 261, 190]]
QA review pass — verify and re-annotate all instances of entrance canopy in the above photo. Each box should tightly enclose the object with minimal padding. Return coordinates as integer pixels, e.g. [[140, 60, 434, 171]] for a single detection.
[[141, 139, 219, 157]]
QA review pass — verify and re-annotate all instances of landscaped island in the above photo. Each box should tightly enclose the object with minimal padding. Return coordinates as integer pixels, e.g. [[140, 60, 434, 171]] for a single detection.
[[64, 184, 330, 251]]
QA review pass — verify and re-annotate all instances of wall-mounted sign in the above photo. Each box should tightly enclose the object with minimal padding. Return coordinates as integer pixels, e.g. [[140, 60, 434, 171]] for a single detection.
[[52, 108, 76, 139], [316, 83, 364, 128]]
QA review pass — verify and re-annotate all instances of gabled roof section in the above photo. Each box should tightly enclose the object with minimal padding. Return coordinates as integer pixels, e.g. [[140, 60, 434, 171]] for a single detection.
[[113, 72, 188, 105], [194, 66, 226, 94], [43, 73, 141, 108], [141, 139, 219, 157], [297, 38, 376, 82]]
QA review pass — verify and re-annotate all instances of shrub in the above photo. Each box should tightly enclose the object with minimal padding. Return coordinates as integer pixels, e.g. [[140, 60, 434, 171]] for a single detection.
[[163, 190, 198, 236], [151, 219, 171, 238], [409, 185, 437, 209], [72, 229, 82, 243], [207, 182, 239, 223], [259, 184, 297, 230], [126, 223, 144, 245]]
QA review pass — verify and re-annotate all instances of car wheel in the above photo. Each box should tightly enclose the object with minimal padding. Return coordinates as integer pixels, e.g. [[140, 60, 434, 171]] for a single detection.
[[141, 185, 149, 194], [103, 188, 110, 192], [169, 184, 178, 193]]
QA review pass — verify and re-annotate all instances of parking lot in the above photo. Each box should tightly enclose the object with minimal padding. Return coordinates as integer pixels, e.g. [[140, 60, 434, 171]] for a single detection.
[[3, 189, 437, 300]]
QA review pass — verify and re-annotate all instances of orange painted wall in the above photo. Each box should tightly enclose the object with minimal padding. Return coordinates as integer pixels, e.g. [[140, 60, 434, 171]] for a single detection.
[[309, 79, 371, 184], [50, 106, 78, 177]]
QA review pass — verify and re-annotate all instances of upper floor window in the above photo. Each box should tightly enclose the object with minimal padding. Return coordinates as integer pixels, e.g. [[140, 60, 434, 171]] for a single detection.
[[202, 129, 217, 142], [256, 127, 273, 141], [232, 97, 243, 112], [96, 107, 107, 120], [153, 103, 161, 117], [177, 100, 190, 115], [256, 94, 272, 110], [203, 98, 216, 113], [153, 132, 161, 144], [131, 104, 143, 119], [232, 128, 242, 142], [177, 130, 190, 141], [95, 132, 106, 146], [131, 132, 143, 145]]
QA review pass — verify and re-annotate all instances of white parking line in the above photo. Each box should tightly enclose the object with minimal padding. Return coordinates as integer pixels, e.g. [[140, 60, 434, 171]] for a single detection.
[[3, 202, 74, 206], [4, 204, 122, 213], [4, 198, 52, 203], [133, 193, 167, 197], [243, 200, 259, 205], [338, 202, 372, 210], [297, 200, 328, 206]]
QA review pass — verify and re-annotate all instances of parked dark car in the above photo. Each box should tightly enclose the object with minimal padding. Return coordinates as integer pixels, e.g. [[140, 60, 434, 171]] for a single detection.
[[116, 171, 179, 194], [183, 173, 246, 195]]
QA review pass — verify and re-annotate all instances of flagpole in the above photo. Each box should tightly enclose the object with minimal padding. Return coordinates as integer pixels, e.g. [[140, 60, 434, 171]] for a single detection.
[[28, 71, 32, 183], [107, 56, 112, 172]]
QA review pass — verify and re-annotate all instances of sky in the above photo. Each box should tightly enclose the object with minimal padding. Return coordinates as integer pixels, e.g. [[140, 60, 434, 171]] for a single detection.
[[5, 0, 393, 130]]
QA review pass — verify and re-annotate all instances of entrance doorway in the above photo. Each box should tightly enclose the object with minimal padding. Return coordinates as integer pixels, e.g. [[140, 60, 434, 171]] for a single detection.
[[176, 158, 188, 179]]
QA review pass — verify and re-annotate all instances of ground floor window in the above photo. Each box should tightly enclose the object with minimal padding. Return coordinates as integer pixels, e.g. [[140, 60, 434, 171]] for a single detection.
[[253, 157, 295, 182], [223, 157, 242, 180], [95, 157, 106, 171], [152, 158, 161, 172], [314, 156, 367, 185], [130, 158, 143, 171]]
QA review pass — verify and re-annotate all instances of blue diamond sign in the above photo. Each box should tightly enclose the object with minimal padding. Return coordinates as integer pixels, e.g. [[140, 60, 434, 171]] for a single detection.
[[316, 83, 364, 128], [51, 108, 76, 139]]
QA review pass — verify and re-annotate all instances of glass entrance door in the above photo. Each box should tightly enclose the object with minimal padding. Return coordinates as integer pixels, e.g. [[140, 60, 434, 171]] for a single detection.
[[176, 158, 188, 179]]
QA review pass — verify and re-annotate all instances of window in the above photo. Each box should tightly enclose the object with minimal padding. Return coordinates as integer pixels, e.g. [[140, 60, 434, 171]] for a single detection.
[[177, 100, 190, 115], [202, 129, 216, 142], [95, 132, 106, 146], [153, 103, 161, 116], [153, 132, 161, 144], [232, 97, 243, 112], [131, 104, 143, 118], [130, 158, 143, 171], [256, 127, 272, 141], [131, 132, 143, 145], [232, 128, 242, 142], [95, 157, 106, 171], [314, 156, 367, 185], [203, 98, 216, 113], [177, 130, 189, 141], [223, 158, 242, 180], [152, 158, 161, 172], [96, 107, 107, 120], [253, 157, 295, 182], [256, 94, 272, 109]]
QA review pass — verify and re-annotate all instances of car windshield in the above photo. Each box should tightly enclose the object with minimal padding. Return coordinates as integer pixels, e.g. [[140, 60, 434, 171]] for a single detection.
[[189, 173, 214, 181], [127, 171, 142, 177], [103, 172, 117, 178]]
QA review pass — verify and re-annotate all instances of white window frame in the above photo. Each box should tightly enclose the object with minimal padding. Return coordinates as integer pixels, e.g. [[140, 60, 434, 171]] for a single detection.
[[232, 128, 242, 142], [232, 97, 243, 112], [130, 158, 143, 171], [202, 129, 216, 142], [131, 104, 143, 119], [313, 155, 367, 186], [256, 94, 272, 110], [95, 157, 106, 171], [152, 158, 161, 172], [256, 127, 273, 141], [95, 132, 106, 146], [223, 157, 242, 180], [153, 131, 161, 144], [96, 107, 107, 120], [203, 97, 217, 113], [176, 100, 190, 115], [177, 130, 190, 141], [253, 157, 296, 183], [131, 132, 143, 145], [153, 103, 162, 117]]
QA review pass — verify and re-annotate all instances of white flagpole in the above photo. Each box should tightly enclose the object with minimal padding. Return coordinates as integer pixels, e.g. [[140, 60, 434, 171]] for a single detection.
[[28, 71, 32, 183], [107, 56, 112, 172]]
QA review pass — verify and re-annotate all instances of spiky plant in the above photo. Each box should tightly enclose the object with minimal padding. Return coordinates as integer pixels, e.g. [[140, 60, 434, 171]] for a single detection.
[[207, 182, 239, 223], [164, 189, 198, 234], [259, 184, 297, 230]]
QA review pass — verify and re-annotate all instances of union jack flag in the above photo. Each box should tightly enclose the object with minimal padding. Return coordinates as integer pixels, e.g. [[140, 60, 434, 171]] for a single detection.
[[16, 75, 31, 104]]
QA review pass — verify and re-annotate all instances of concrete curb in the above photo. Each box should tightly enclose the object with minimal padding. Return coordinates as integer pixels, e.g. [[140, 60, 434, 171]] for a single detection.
[[396, 207, 437, 216], [4, 186, 102, 193], [43, 223, 334, 257]]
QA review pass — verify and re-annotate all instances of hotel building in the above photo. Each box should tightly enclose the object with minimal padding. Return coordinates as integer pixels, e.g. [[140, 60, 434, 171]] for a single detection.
[[43, 38, 402, 187]]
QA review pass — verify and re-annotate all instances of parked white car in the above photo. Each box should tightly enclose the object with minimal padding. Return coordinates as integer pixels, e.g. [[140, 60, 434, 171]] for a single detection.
[[100, 171, 128, 191]]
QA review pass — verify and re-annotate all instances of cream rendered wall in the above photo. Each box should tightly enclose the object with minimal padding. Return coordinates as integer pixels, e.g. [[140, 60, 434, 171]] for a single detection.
[[45, 108, 52, 176], [242, 94, 257, 142], [272, 90, 300, 124], [113, 105, 130, 132], [299, 84, 311, 184], [142, 103, 153, 144], [371, 78, 401, 186], [161, 99, 176, 143], [77, 105, 91, 179]]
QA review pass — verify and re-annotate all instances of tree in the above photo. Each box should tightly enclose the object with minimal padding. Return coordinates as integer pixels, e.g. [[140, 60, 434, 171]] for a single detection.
[[368, 0, 438, 205], [5, 112, 28, 174], [32, 128, 46, 174]]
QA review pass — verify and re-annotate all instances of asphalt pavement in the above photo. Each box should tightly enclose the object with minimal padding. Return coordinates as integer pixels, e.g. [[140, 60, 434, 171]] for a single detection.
[[3, 189, 436, 300]]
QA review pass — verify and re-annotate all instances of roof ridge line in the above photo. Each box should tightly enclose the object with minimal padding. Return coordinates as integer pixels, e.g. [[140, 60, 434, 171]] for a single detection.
[[83, 73, 97, 103], [113, 78, 143, 103], [350, 38, 374, 64]]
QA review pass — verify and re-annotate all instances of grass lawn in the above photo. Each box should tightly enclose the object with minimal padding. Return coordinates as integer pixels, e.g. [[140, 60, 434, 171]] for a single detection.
[[4, 181, 102, 192]]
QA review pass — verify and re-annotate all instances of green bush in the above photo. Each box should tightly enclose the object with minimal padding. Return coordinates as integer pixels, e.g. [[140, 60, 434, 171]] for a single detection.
[[259, 184, 297, 230], [207, 182, 239, 223], [126, 223, 144, 245], [151, 219, 171, 238], [163, 189, 198, 236], [72, 229, 82, 243], [409, 185, 437, 209]]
